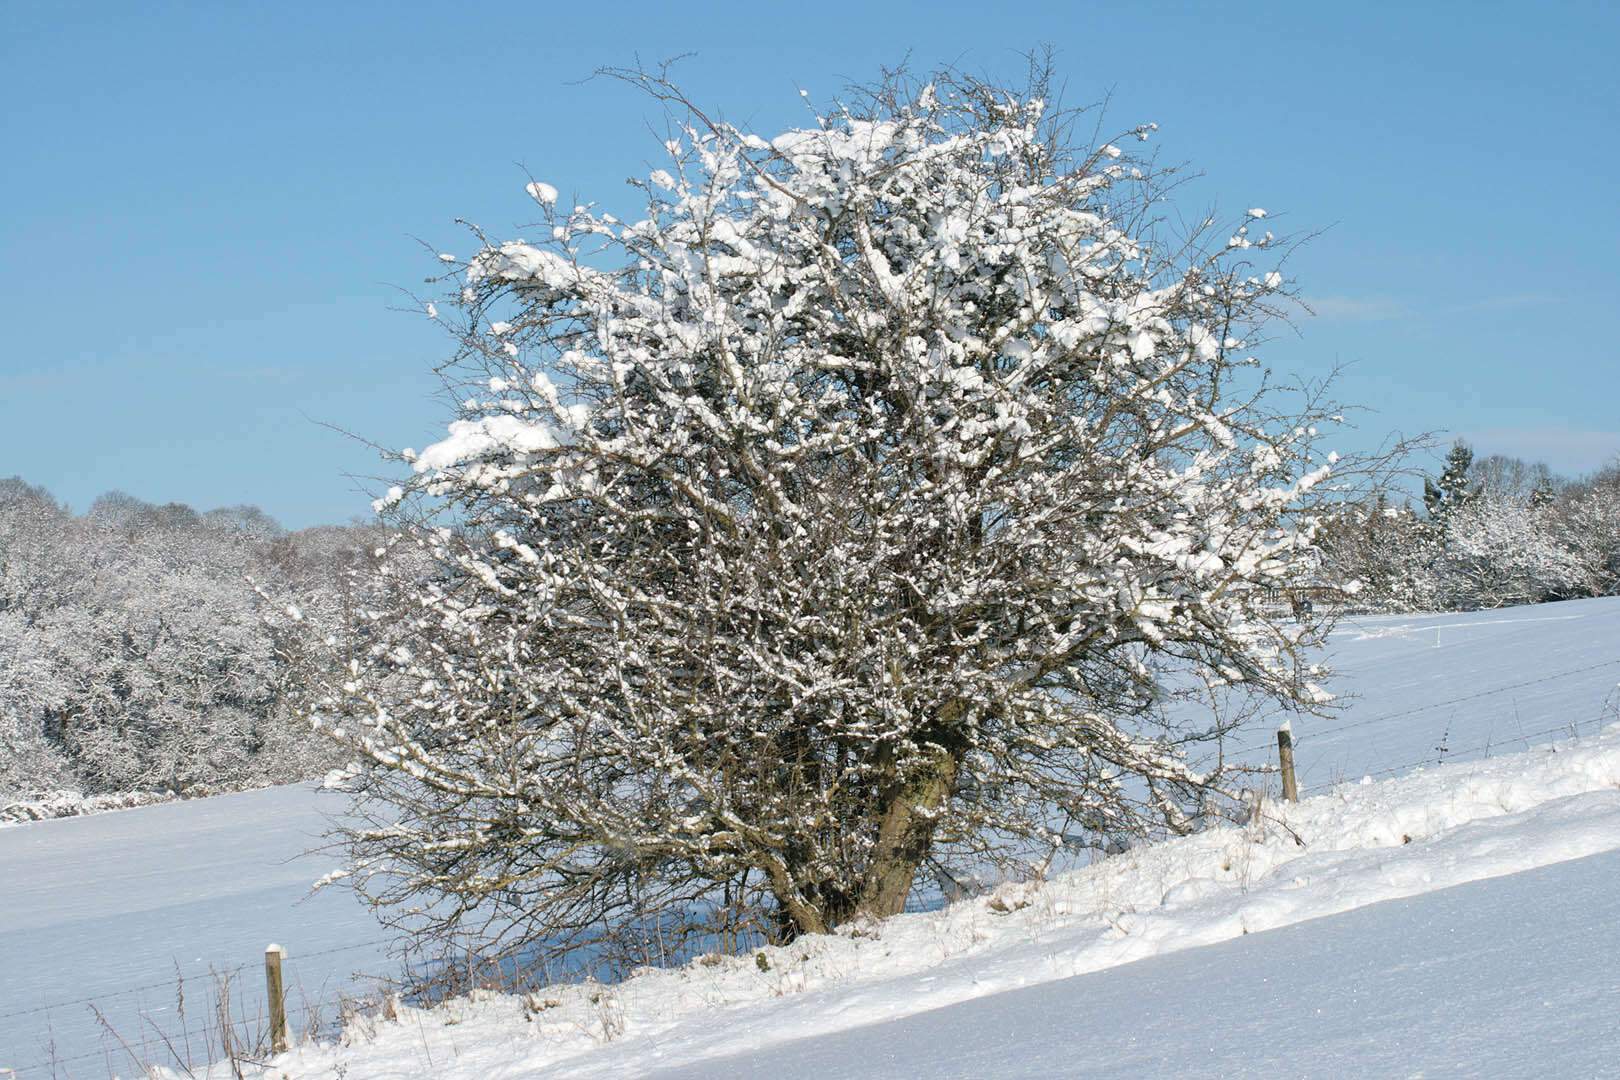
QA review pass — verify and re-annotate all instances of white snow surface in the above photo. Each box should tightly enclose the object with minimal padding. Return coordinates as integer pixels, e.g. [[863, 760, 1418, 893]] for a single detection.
[[0, 786, 396, 1078], [1221, 599, 1620, 789], [4, 597, 1619, 1078], [412, 414, 564, 472], [654, 845, 1620, 1078], [181, 722, 1620, 1079]]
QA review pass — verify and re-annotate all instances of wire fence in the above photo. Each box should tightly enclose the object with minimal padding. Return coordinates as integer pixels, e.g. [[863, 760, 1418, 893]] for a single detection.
[[19, 1005, 272, 1078], [1298, 714, 1601, 796], [4, 934, 402, 1078], [1225, 656, 1620, 761], [0, 935, 399, 1025], [7, 655, 1618, 1076]]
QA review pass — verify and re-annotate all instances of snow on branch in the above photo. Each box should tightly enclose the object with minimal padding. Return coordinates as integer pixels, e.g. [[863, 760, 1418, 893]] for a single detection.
[[291, 58, 1358, 960]]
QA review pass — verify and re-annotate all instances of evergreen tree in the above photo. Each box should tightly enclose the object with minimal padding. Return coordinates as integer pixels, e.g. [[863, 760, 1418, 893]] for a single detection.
[[1424, 440, 1475, 527]]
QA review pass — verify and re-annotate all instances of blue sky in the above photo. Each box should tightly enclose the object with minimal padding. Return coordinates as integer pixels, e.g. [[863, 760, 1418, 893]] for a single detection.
[[3, 0, 1616, 529]]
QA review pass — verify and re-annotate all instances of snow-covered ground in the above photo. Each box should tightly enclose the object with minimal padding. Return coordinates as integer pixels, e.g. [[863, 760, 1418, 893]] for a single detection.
[[0, 786, 394, 1079], [176, 721, 1620, 1080], [4, 597, 1618, 1078], [1237, 601, 1620, 790], [645, 846, 1620, 1079]]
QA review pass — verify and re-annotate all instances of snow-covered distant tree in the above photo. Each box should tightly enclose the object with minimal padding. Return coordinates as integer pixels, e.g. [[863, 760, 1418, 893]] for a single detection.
[[1425, 451, 1580, 608], [1424, 440, 1475, 529], [1468, 453, 1556, 504], [1438, 490, 1583, 609], [0, 479, 77, 793], [1316, 495, 1438, 611], [204, 503, 288, 542], [1314, 450, 1620, 613], [1551, 461, 1620, 599], [0, 477, 75, 625], [0, 482, 360, 799], [288, 61, 1357, 953]]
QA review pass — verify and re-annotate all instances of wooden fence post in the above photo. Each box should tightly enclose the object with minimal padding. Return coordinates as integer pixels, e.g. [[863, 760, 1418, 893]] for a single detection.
[[1277, 724, 1299, 803], [266, 943, 288, 1053]]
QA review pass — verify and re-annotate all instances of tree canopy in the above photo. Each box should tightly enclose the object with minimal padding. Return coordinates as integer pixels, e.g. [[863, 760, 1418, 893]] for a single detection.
[[0, 480, 362, 799], [289, 61, 1352, 963]]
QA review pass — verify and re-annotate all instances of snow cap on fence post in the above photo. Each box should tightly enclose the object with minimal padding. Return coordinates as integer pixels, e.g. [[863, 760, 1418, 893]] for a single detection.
[[1278, 719, 1299, 803]]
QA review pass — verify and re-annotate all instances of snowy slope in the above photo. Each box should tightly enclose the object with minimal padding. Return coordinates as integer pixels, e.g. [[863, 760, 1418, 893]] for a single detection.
[[197, 729, 1620, 1080], [646, 846, 1620, 1079], [3, 597, 1618, 1078]]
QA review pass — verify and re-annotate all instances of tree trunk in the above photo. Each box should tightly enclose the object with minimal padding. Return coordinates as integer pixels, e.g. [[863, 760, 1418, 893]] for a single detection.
[[856, 698, 968, 921], [765, 702, 966, 937], [856, 740, 958, 919]]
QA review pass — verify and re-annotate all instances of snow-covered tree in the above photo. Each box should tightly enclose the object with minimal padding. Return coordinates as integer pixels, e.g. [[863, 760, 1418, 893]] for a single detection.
[[1467, 453, 1556, 505], [1316, 495, 1439, 611], [1438, 490, 1584, 609], [1547, 461, 1620, 600], [288, 63, 1353, 954], [1423, 440, 1475, 529], [0, 481, 359, 799], [0, 477, 76, 627], [1314, 450, 1620, 613], [0, 478, 77, 793]]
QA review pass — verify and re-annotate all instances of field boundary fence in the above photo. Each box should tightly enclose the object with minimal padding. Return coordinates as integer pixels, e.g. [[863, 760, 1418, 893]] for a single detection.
[[1226, 657, 1620, 797], [3, 935, 401, 1079], [7, 656, 1619, 1076]]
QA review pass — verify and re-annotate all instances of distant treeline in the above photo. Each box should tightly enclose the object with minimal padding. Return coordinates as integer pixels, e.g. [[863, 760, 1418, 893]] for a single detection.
[[0, 478, 389, 798], [1319, 445, 1620, 611]]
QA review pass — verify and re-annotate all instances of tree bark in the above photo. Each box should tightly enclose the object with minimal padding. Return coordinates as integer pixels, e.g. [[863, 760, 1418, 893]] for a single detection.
[[857, 740, 958, 919], [856, 699, 967, 921]]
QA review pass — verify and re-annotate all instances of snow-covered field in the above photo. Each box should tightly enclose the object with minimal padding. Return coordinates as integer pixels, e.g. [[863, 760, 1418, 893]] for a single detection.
[[0, 787, 395, 1078], [1238, 601, 1620, 790], [173, 720, 1620, 1080], [4, 597, 1619, 1078]]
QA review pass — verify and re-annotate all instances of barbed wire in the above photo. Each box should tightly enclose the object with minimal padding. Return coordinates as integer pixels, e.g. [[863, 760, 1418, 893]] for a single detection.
[[12, 1042, 121, 1076], [2, 937, 402, 1077], [290, 934, 401, 962], [13, 1011, 267, 1077], [0, 933, 401, 1024], [10, 973, 343, 1075], [1300, 716, 1593, 796], [1226, 656, 1620, 759], [0, 964, 251, 1023]]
